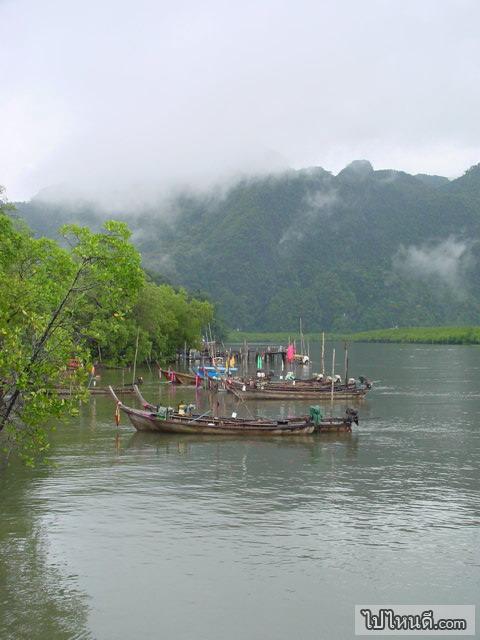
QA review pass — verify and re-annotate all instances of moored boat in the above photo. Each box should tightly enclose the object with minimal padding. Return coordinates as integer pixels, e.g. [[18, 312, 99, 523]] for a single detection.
[[192, 365, 238, 380], [109, 386, 359, 435], [55, 384, 138, 397], [110, 386, 315, 435], [225, 377, 369, 400], [158, 367, 197, 385]]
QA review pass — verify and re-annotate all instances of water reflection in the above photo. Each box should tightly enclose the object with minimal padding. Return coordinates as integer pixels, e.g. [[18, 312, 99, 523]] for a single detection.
[[0, 464, 92, 640], [1, 343, 479, 640]]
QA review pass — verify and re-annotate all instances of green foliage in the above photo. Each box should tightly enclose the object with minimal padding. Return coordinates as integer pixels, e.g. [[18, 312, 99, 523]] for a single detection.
[[57, 220, 145, 360], [128, 165, 480, 331], [340, 326, 480, 345], [0, 191, 214, 463], [0, 194, 145, 462], [97, 281, 214, 365]]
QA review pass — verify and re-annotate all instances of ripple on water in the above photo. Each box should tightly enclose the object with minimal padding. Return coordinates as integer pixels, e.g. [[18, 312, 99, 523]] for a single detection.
[[2, 343, 480, 640]]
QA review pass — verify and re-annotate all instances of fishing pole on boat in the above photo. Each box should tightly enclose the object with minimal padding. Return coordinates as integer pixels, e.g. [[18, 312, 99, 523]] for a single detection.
[[186, 409, 212, 424], [227, 379, 270, 422], [234, 395, 257, 421]]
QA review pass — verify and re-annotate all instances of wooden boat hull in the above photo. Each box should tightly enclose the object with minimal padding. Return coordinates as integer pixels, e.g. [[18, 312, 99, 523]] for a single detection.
[[193, 366, 237, 382], [317, 417, 353, 432], [111, 386, 315, 435], [175, 371, 196, 385], [55, 385, 137, 397], [226, 376, 370, 400], [227, 386, 367, 401], [124, 406, 353, 434], [90, 385, 137, 396], [123, 406, 315, 435], [110, 387, 358, 436], [159, 368, 196, 385]]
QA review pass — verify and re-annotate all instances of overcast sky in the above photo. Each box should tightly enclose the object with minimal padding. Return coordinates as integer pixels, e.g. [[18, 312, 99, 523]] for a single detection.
[[1, 0, 480, 205]]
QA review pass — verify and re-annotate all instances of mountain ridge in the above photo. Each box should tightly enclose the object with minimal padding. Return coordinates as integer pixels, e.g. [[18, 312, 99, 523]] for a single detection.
[[13, 161, 480, 331]]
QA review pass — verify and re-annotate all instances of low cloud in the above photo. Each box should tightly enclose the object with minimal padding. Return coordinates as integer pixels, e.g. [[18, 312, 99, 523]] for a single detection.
[[4, 1, 480, 205], [278, 186, 339, 246], [393, 236, 474, 289], [376, 170, 401, 184], [279, 228, 304, 245], [304, 188, 338, 216]]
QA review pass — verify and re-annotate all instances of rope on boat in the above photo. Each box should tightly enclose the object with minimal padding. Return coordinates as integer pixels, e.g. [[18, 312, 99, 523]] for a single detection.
[[227, 381, 277, 422], [186, 409, 212, 424]]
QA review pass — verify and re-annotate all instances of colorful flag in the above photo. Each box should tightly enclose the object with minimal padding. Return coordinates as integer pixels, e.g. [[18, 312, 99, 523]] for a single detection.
[[287, 344, 295, 362]]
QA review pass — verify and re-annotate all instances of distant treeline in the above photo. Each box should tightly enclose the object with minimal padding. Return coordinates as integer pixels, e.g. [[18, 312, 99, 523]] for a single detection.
[[229, 327, 480, 345], [340, 326, 480, 344]]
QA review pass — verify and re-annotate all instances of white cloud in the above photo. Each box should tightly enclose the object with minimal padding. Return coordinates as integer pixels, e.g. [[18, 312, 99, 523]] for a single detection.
[[393, 237, 474, 289], [279, 228, 304, 245], [304, 188, 338, 216], [1, 0, 480, 205]]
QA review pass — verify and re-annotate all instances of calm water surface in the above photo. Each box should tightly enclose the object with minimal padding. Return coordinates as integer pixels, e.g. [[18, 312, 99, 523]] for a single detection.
[[1, 343, 479, 639]]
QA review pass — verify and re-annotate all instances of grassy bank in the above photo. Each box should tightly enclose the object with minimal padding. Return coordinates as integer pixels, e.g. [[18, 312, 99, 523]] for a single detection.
[[340, 326, 480, 344], [228, 327, 480, 345]]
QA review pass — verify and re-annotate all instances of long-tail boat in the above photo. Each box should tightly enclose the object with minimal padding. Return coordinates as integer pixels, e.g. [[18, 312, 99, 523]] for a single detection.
[[55, 384, 138, 397], [225, 377, 370, 400], [109, 386, 358, 434], [294, 375, 372, 389], [91, 384, 138, 396], [192, 365, 238, 380], [158, 367, 197, 385], [158, 366, 234, 386]]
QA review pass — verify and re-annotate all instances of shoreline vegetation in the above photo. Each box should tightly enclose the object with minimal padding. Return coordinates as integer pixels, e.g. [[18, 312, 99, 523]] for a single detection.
[[228, 327, 480, 345], [0, 189, 215, 462]]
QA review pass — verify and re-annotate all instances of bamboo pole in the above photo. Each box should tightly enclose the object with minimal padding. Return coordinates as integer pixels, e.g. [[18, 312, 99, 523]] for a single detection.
[[344, 341, 349, 386], [321, 332, 325, 375], [132, 326, 140, 385], [330, 348, 335, 409]]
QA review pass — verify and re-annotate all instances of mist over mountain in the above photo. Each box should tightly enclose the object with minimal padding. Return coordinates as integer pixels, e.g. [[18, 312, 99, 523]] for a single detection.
[[14, 161, 480, 332]]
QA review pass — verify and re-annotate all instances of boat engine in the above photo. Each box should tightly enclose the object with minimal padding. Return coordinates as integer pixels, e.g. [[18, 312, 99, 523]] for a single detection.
[[345, 407, 359, 425], [309, 405, 323, 426], [358, 376, 372, 389]]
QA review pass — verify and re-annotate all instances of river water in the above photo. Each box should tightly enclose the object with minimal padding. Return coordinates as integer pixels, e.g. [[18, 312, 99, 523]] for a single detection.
[[1, 343, 479, 639]]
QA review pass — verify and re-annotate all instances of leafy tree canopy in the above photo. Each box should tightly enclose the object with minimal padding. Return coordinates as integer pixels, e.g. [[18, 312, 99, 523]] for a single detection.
[[0, 189, 213, 463]]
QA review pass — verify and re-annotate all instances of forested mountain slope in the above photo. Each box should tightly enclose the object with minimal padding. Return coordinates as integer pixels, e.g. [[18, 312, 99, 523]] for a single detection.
[[15, 161, 480, 331]]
